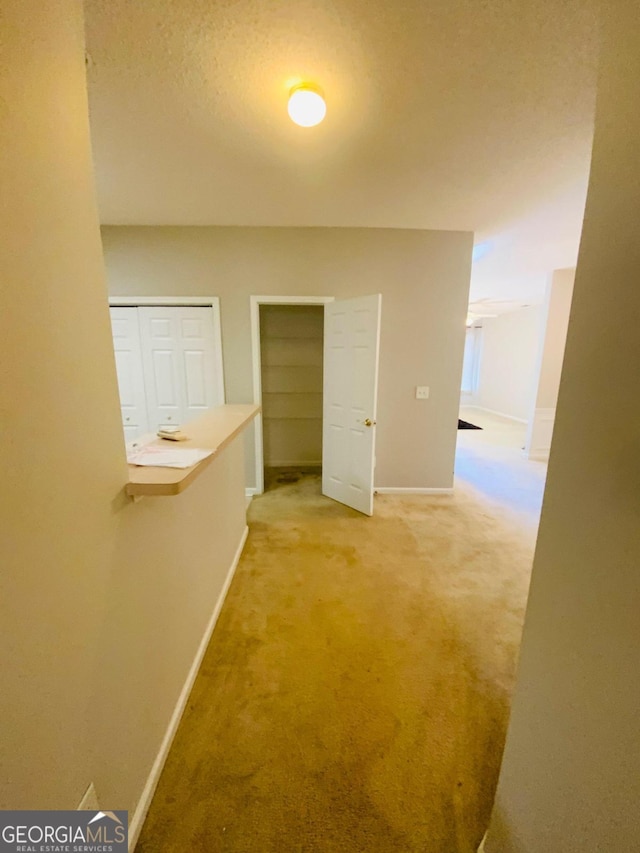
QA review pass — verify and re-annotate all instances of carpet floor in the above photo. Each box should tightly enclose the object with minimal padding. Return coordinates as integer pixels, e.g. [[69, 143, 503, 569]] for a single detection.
[[456, 407, 547, 525], [136, 475, 535, 853]]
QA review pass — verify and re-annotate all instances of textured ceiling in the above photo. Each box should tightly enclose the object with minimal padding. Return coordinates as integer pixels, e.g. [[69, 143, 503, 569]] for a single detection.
[[84, 0, 598, 302]]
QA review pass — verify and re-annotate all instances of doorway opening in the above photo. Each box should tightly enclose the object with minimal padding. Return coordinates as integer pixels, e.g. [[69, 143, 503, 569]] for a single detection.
[[259, 303, 325, 493], [250, 296, 334, 495], [251, 293, 382, 514]]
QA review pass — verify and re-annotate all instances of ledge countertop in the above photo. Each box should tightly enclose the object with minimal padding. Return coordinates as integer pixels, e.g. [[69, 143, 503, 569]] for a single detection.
[[126, 403, 260, 497]]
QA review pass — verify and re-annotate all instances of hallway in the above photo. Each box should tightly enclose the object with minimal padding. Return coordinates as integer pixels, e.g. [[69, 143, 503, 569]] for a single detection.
[[136, 474, 535, 852]]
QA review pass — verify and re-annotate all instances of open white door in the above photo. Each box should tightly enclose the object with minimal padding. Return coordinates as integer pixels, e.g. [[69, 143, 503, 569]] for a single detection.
[[322, 294, 381, 516]]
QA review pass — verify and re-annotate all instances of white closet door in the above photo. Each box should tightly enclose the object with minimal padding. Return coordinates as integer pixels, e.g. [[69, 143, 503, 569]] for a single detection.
[[109, 307, 149, 440], [138, 308, 185, 430], [138, 306, 223, 431], [177, 308, 222, 420]]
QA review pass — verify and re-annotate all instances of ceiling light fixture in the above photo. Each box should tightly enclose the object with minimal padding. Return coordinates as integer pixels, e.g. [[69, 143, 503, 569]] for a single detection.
[[288, 84, 326, 127]]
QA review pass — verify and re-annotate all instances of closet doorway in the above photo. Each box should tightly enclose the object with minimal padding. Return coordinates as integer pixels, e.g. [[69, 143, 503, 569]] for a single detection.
[[251, 296, 333, 494]]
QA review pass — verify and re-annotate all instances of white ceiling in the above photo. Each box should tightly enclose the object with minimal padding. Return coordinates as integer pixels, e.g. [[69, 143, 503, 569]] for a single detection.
[[84, 0, 599, 305]]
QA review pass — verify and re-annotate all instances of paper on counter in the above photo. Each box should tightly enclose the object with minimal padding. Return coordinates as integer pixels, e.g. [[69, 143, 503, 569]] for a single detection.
[[127, 445, 214, 469]]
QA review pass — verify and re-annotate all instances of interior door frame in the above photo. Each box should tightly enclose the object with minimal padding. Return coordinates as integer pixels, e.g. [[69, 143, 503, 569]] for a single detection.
[[250, 295, 334, 495], [108, 296, 226, 406]]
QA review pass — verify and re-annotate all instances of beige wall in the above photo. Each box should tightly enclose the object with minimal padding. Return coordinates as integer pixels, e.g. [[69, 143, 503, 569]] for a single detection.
[[524, 268, 575, 459], [476, 306, 543, 421], [533, 268, 575, 410], [101, 225, 473, 490], [0, 0, 247, 830], [486, 5, 640, 851], [260, 305, 324, 467]]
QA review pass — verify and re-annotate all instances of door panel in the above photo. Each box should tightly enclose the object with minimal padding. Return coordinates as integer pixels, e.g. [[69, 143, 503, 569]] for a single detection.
[[322, 294, 381, 516], [177, 308, 221, 418], [181, 317, 204, 338], [123, 425, 141, 442], [152, 351, 180, 406], [150, 318, 171, 337], [109, 307, 149, 437], [138, 306, 223, 431], [139, 308, 183, 429], [183, 350, 208, 406]]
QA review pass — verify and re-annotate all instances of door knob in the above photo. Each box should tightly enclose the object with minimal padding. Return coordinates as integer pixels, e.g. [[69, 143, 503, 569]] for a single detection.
[[364, 418, 376, 427]]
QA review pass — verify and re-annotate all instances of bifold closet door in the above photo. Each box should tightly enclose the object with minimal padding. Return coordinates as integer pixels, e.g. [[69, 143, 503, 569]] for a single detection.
[[109, 307, 149, 440], [138, 306, 223, 431]]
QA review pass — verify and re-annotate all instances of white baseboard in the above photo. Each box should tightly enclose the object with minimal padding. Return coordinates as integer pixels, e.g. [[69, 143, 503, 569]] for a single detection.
[[128, 525, 249, 851], [528, 451, 550, 462], [466, 405, 528, 425], [375, 487, 454, 495]]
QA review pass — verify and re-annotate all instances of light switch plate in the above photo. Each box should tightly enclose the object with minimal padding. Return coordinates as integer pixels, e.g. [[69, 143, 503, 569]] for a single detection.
[[415, 386, 430, 400]]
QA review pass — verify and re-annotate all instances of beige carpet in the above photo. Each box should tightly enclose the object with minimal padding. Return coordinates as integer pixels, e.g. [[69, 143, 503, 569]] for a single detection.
[[136, 475, 535, 852]]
